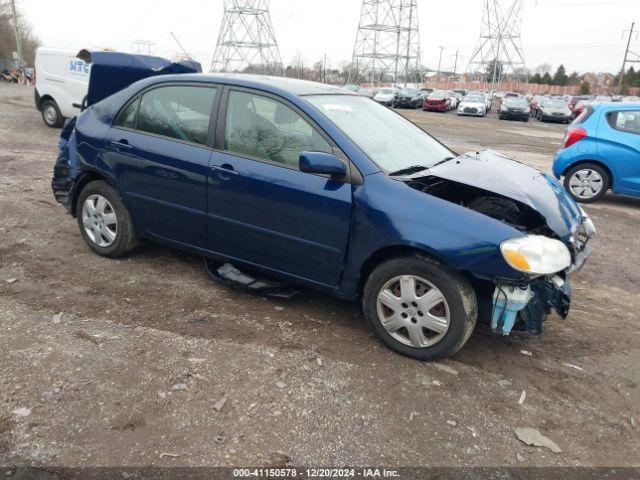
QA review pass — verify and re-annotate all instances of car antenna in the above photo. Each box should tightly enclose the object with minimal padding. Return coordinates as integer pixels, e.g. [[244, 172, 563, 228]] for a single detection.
[[170, 31, 199, 72]]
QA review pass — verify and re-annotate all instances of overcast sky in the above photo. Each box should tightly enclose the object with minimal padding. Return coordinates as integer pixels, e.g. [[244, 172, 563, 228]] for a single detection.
[[19, 0, 640, 74]]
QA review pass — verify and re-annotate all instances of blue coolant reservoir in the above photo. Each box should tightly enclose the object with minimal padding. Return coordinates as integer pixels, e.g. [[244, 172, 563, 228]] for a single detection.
[[491, 285, 534, 335]]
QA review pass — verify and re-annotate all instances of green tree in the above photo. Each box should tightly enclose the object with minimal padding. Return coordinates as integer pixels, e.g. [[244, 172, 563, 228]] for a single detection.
[[568, 71, 580, 86], [541, 72, 553, 85], [0, 3, 40, 67], [579, 80, 591, 95], [530, 73, 542, 84], [553, 64, 569, 86]]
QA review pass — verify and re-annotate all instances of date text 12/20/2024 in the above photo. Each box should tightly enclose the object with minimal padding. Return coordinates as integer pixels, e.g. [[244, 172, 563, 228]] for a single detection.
[[232, 468, 400, 478]]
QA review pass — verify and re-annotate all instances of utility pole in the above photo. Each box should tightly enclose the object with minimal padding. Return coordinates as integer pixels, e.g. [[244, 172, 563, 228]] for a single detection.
[[618, 21, 636, 91], [436, 46, 445, 74], [452, 50, 459, 80], [9, 0, 23, 70]]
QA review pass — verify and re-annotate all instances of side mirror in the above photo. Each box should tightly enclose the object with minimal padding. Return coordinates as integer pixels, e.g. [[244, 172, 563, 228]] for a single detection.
[[299, 151, 347, 179]]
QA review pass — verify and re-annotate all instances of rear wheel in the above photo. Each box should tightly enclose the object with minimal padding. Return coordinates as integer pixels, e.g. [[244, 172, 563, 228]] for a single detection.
[[564, 163, 610, 203], [363, 256, 477, 360], [41, 99, 64, 128], [76, 181, 137, 257]]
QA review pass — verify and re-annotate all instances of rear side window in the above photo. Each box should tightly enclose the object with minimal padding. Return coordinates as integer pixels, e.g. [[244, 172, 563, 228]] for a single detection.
[[115, 97, 139, 129], [134, 86, 217, 145], [607, 110, 640, 135], [571, 105, 593, 125]]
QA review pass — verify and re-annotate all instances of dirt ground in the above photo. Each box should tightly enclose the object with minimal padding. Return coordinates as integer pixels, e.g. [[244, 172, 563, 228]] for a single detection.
[[1, 83, 639, 469]]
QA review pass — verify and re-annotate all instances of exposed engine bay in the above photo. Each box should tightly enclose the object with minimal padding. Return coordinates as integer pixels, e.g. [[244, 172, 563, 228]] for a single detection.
[[406, 175, 557, 238]]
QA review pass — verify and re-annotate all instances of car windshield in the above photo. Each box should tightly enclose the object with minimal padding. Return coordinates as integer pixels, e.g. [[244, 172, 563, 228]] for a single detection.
[[378, 88, 394, 94], [399, 88, 419, 96], [463, 96, 484, 103], [306, 94, 453, 172], [429, 91, 448, 99], [504, 98, 528, 107], [543, 99, 568, 108]]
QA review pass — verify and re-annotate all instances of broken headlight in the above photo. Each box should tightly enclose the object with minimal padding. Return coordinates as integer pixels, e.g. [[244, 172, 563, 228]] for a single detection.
[[500, 235, 572, 275]]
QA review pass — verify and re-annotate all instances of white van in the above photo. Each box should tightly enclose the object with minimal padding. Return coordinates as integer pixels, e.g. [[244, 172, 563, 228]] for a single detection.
[[34, 48, 90, 127]]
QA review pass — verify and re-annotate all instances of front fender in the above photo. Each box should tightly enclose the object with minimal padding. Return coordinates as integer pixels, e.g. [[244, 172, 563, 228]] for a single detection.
[[335, 173, 526, 299]]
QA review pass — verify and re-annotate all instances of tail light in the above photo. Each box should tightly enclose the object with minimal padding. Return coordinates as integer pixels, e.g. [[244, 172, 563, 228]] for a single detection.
[[564, 127, 587, 148]]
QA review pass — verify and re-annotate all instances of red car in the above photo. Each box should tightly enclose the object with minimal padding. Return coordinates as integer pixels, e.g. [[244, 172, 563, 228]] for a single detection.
[[572, 100, 590, 119], [567, 95, 589, 113], [423, 90, 452, 112]]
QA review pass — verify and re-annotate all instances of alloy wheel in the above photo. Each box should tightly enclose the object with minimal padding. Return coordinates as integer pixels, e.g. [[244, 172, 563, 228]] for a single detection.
[[376, 275, 450, 348], [81, 194, 118, 247]]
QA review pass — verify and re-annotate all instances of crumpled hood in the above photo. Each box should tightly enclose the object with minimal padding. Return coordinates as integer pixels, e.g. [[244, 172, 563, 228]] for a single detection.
[[427, 150, 584, 239]]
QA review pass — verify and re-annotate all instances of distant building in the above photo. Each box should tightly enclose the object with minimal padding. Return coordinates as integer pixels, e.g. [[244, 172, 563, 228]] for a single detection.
[[582, 72, 615, 88]]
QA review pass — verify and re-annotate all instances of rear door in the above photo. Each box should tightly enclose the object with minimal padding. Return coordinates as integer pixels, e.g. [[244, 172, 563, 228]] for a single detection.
[[207, 88, 353, 286], [601, 109, 640, 194], [106, 84, 218, 249]]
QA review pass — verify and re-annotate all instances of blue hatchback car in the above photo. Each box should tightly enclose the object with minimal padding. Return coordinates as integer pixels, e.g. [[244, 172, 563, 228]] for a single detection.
[[52, 52, 596, 360], [553, 102, 640, 203]]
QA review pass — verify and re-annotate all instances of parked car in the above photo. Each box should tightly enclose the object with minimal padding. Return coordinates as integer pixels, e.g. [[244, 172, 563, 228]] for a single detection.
[[457, 95, 487, 117], [622, 96, 640, 103], [35, 47, 90, 127], [358, 88, 377, 99], [52, 53, 595, 360], [553, 103, 640, 203], [572, 100, 590, 119], [453, 89, 468, 98], [567, 95, 589, 114], [423, 90, 452, 112], [393, 88, 424, 108], [499, 97, 530, 121], [529, 95, 545, 118], [536, 98, 572, 123], [373, 88, 397, 106]]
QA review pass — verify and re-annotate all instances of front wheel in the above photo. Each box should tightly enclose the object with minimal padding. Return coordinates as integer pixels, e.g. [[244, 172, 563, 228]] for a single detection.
[[564, 163, 610, 203], [76, 180, 137, 257], [363, 256, 477, 360], [41, 99, 64, 128]]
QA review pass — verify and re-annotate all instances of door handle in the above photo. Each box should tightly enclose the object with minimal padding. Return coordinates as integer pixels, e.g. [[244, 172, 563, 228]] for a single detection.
[[211, 164, 239, 177], [110, 139, 132, 150]]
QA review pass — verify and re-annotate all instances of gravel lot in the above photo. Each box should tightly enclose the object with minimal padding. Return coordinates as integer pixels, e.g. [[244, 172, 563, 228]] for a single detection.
[[1, 83, 639, 469]]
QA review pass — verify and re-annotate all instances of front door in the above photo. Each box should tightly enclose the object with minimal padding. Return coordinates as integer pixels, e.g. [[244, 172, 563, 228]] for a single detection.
[[106, 84, 218, 248], [207, 88, 352, 286]]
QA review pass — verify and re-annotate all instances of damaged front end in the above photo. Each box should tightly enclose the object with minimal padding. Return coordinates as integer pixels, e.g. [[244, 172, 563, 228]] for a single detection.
[[402, 150, 595, 335]]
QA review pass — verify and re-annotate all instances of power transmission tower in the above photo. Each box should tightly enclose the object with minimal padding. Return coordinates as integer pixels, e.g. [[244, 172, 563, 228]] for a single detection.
[[618, 22, 639, 91], [351, 0, 421, 86], [133, 40, 155, 56], [467, 0, 526, 89], [210, 0, 283, 75]]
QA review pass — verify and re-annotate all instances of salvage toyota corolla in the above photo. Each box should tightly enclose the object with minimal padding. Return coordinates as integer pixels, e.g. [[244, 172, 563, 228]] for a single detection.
[[52, 54, 595, 360]]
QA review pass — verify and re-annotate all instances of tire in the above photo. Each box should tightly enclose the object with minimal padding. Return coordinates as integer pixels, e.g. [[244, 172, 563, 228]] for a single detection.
[[41, 99, 64, 128], [76, 180, 137, 257], [363, 255, 477, 360], [563, 163, 610, 203], [524, 117, 529, 122]]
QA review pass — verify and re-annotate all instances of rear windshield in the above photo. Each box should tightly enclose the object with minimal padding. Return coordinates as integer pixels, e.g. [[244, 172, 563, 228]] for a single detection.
[[504, 98, 528, 107]]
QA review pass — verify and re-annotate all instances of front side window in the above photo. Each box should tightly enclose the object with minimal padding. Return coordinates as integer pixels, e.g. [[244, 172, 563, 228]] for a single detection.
[[224, 90, 332, 167], [306, 94, 453, 172], [135, 85, 217, 145], [608, 110, 640, 135]]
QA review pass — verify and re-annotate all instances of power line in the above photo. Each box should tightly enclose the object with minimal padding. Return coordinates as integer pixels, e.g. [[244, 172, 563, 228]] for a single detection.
[[618, 21, 639, 90]]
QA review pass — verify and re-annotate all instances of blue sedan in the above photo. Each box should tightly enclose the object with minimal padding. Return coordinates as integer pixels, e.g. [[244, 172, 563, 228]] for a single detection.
[[553, 102, 640, 203], [52, 53, 595, 360]]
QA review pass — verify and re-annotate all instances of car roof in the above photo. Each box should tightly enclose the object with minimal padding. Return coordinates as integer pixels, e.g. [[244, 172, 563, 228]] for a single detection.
[[143, 72, 356, 97], [592, 102, 640, 111]]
